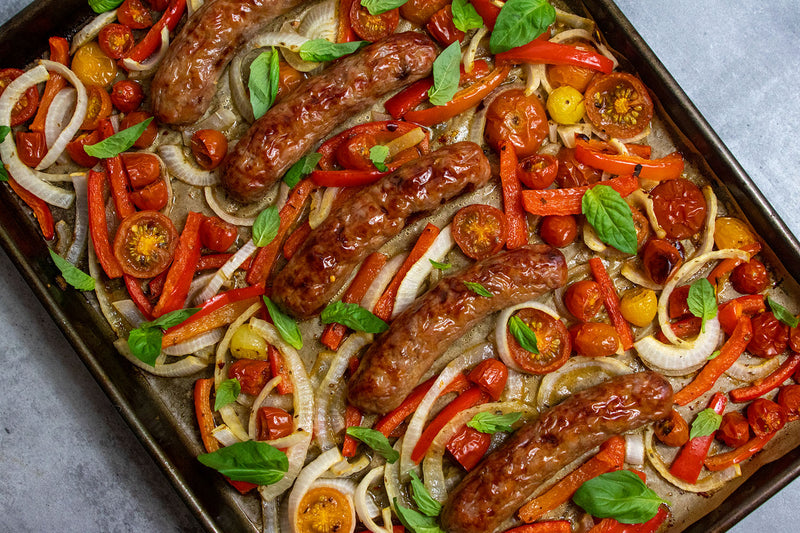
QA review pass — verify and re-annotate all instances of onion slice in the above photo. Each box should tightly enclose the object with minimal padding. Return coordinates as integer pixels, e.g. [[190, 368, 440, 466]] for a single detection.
[[356, 467, 390, 533], [536, 356, 632, 409], [121, 27, 170, 73], [625, 432, 645, 465], [496, 301, 561, 373], [159, 145, 220, 186], [114, 339, 210, 377], [66, 173, 89, 264], [287, 447, 345, 532], [36, 61, 88, 171], [725, 354, 784, 382], [194, 239, 258, 305], [635, 317, 721, 376], [392, 226, 455, 318], [71, 10, 118, 53]]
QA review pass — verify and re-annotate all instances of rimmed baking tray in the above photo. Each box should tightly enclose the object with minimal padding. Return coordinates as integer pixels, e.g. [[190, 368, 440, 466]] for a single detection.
[[2, 1, 800, 531]]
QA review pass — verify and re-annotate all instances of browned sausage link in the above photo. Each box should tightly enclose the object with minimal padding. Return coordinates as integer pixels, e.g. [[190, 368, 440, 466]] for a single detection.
[[221, 31, 438, 203], [441, 371, 674, 533], [151, 0, 304, 125], [348, 245, 568, 414], [271, 142, 491, 319]]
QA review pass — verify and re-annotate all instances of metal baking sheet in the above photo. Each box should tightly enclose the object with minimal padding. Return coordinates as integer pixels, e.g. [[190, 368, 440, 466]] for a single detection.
[[2, 1, 800, 531]]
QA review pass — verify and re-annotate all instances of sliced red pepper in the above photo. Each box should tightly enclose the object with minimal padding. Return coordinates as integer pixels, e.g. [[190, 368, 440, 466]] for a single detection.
[[374, 376, 437, 437], [497, 39, 614, 74], [588, 506, 669, 533], [317, 120, 425, 170], [469, 0, 500, 29], [309, 169, 389, 187], [504, 521, 572, 533], [466, 359, 508, 401], [717, 294, 765, 336], [522, 174, 639, 216], [283, 220, 311, 260], [427, 5, 464, 45], [704, 432, 776, 471], [124, 274, 154, 320], [341, 404, 364, 458], [446, 424, 491, 471], [122, 0, 186, 65], [30, 37, 70, 133], [669, 392, 727, 483], [589, 257, 635, 351], [98, 119, 135, 219], [336, 0, 357, 43], [196, 253, 253, 272], [574, 138, 684, 180], [194, 378, 219, 453], [87, 170, 124, 278], [707, 243, 761, 292], [499, 140, 528, 249], [152, 211, 203, 316], [730, 353, 800, 403], [7, 175, 55, 240], [269, 345, 294, 395]]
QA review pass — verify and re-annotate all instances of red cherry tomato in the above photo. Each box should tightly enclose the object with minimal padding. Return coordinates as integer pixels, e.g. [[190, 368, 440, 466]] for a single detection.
[[485, 89, 549, 158], [584, 72, 654, 139], [642, 238, 683, 285], [190, 129, 229, 170], [555, 145, 602, 188], [130, 180, 168, 211], [563, 280, 603, 322], [0, 68, 40, 126], [748, 311, 789, 358], [257, 406, 294, 441], [731, 260, 769, 294], [777, 385, 800, 419], [229, 359, 272, 396], [81, 84, 113, 130], [539, 215, 577, 248], [121, 152, 161, 189], [546, 40, 599, 92], [426, 5, 464, 46], [349, 1, 399, 42], [516, 154, 558, 190], [569, 322, 621, 357], [110, 80, 144, 113], [15, 131, 47, 167], [452, 204, 507, 260], [446, 425, 491, 471], [717, 411, 751, 448], [399, 0, 448, 25], [654, 409, 689, 447], [506, 308, 571, 374], [200, 216, 238, 252], [65, 130, 102, 167], [747, 398, 787, 437], [121, 111, 158, 148], [335, 129, 422, 171], [668, 284, 691, 319], [98, 23, 134, 59], [112, 210, 178, 278], [650, 178, 707, 240], [117, 0, 153, 29], [466, 359, 508, 401]]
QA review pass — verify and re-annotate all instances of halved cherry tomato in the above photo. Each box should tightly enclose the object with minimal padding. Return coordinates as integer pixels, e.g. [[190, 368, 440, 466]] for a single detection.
[[485, 88, 549, 158], [15, 131, 47, 167], [517, 154, 558, 190], [747, 398, 787, 437], [539, 214, 578, 248], [191, 129, 228, 170], [777, 385, 800, 419], [98, 23, 134, 59], [584, 72, 654, 139], [655, 409, 689, 447], [668, 284, 691, 319], [731, 260, 769, 294], [452, 204, 507, 260], [650, 178, 707, 239], [506, 308, 571, 374], [112, 210, 178, 278], [110, 79, 144, 113], [65, 130, 102, 167], [335, 129, 422, 171], [564, 280, 603, 322], [71, 42, 118, 88], [556, 145, 601, 188], [257, 406, 294, 441], [446, 425, 491, 471], [399, 0, 448, 25], [118, 0, 154, 29], [717, 411, 750, 449], [0, 69, 40, 126], [546, 40, 598, 92], [747, 311, 789, 358], [642, 238, 683, 285], [349, 1, 398, 42], [229, 359, 271, 396], [121, 111, 158, 148], [81, 85, 113, 130], [570, 322, 621, 357], [718, 295, 765, 336], [130, 180, 168, 211], [121, 152, 161, 189], [200, 216, 238, 252], [426, 5, 464, 46], [467, 359, 508, 401], [277, 62, 303, 102]]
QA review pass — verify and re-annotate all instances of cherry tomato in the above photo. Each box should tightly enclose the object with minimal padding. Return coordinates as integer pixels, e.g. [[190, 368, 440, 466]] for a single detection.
[[748, 311, 789, 358], [642, 238, 683, 285], [349, 1, 399, 42], [399, 0, 449, 25], [668, 285, 691, 319], [229, 359, 271, 396], [130, 180, 168, 211], [777, 385, 800, 419], [71, 42, 118, 88], [65, 130, 102, 167], [506, 308, 571, 374], [0, 68, 40, 126], [452, 204, 507, 260], [630, 207, 651, 250], [584, 72, 654, 139], [717, 411, 751, 448], [547, 86, 585, 125], [81, 84, 113, 130], [335, 130, 421, 171], [98, 23, 134, 59], [256, 406, 294, 441], [200, 216, 238, 252], [619, 287, 657, 327], [121, 152, 161, 189], [516, 154, 558, 190], [190, 129, 228, 170], [121, 111, 158, 148], [112, 210, 178, 278], [714, 217, 757, 251], [426, 5, 464, 46], [650, 178, 707, 240], [654, 409, 689, 447], [792, 323, 800, 354], [569, 322, 621, 357], [546, 40, 598, 92], [539, 215, 577, 248], [446, 425, 491, 471], [117, 0, 154, 29], [731, 260, 769, 294], [277, 62, 303, 102], [111, 80, 144, 113], [563, 280, 603, 322], [467, 359, 508, 401], [556, 145, 601, 188], [484, 88, 549, 158], [655, 316, 702, 343], [747, 398, 787, 437], [15, 131, 47, 167]]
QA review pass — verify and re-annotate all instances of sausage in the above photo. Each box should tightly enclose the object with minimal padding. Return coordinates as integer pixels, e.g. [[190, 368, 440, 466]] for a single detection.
[[440, 371, 674, 533], [221, 31, 437, 203], [271, 142, 491, 319], [348, 245, 568, 414]]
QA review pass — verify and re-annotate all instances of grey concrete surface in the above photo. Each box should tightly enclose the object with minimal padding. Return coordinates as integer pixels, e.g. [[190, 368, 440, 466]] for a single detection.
[[1, 0, 798, 531]]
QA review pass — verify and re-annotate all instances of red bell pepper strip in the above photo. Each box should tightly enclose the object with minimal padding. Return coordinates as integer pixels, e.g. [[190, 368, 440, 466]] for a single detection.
[[504, 521, 572, 533], [497, 39, 614, 73], [573, 138, 684, 180], [499, 141, 528, 249], [341, 404, 364, 458], [704, 432, 777, 471], [194, 378, 220, 453], [7, 175, 55, 240], [98, 119, 136, 219], [717, 294, 764, 336], [522, 174, 639, 216], [195, 253, 253, 272], [87, 170, 124, 279], [163, 284, 265, 339], [283, 221, 311, 260], [123, 0, 186, 64], [124, 275, 154, 321], [589, 257, 635, 351], [336, 0, 357, 43], [152, 211, 203, 316], [588, 506, 669, 533], [669, 392, 727, 483], [30, 37, 70, 133], [577, 138, 653, 160], [269, 345, 294, 395], [469, 0, 500, 29], [730, 353, 800, 403], [707, 243, 761, 292], [374, 376, 437, 437], [674, 317, 754, 406], [310, 169, 389, 187]]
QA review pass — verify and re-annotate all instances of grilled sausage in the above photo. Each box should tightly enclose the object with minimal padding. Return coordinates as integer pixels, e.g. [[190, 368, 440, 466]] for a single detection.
[[348, 245, 568, 414], [221, 31, 437, 203], [151, 0, 305, 125], [441, 371, 674, 533], [271, 142, 491, 319]]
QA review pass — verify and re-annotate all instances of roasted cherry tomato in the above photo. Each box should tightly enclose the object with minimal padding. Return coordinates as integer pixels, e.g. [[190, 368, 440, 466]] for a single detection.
[[446, 425, 491, 471], [547, 86, 585, 125], [98, 23, 134, 59], [650, 178, 707, 239], [121, 152, 160, 189], [0, 68, 40, 126], [200, 216, 238, 252], [546, 40, 599, 92], [484, 88, 549, 158], [112, 210, 178, 278], [117, 0, 154, 29], [190, 129, 228, 170], [256, 406, 294, 441], [777, 385, 800, 419], [714, 217, 757, 250], [15, 131, 47, 167], [71, 41, 118, 88], [426, 5, 464, 46], [539, 215, 577, 248], [277, 62, 303, 102], [619, 287, 657, 327], [556, 145, 601, 188], [65, 130, 102, 167], [731, 260, 769, 294], [452, 204, 507, 260], [717, 411, 751, 448], [506, 308, 571, 374], [130, 180, 168, 211], [792, 324, 800, 354], [631, 207, 651, 250], [668, 285, 691, 319], [516, 154, 558, 190], [584, 72, 654, 139], [654, 409, 689, 447], [564, 280, 603, 322], [655, 316, 702, 343], [748, 311, 789, 358], [295, 487, 354, 533], [467, 359, 508, 401], [229, 359, 272, 396], [399, 0, 449, 25], [110, 79, 144, 113], [642, 238, 683, 285], [121, 111, 158, 148], [335, 129, 421, 171], [349, 0, 399, 42], [81, 84, 113, 130], [747, 398, 787, 437], [570, 322, 621, 357]]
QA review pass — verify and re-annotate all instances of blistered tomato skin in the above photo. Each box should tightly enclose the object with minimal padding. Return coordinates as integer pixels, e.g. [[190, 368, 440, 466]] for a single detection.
[[650, 178, 707, 240], [71, 42, 118, 88], [642, 238, 683, 285], [200, 216, 238, 252], [546, 86, 585, 125], [121, 111, 158, 148], [556, 146, 602, 188], [546, 41, 598, 92], [111, 80, 144, 113], [517, 154, 558, 190], [714, 217, 758, 250], [563, 280, 603, 322], [507, 307, 571, 374], [191, 129, 229, 170], [485, 88, 549, 158], [718, 411, 751, 448], [748, 311, 789, 358], [654, 409, 689, 447], [569, 322, 621, 357], [731, 260, 770, 294], [229, 359, 271, 396], [619, 287, 658, 327], [539, 215, 577, 248], [777, 385, 800, 418], [747, 398, 787, 437]]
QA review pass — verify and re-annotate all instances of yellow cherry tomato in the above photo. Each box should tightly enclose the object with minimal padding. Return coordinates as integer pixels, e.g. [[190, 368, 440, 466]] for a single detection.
[[230, 324, 268, 360], [71, 42, 118, 88], [296, 485, 355, 533], [546, 85, 585, 125], [619, 287, 658, 327], [714, 217, 757, 250]]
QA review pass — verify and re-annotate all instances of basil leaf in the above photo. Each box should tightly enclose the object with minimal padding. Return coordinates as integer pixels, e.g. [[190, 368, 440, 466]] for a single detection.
[[127, 327, 163, 367], [248, 49, 280, 120], [84, 118, 153, 158], [489, 0, 556, 54], [263, 297, 303, 350], [573, 470, 667, 524], [429, 259, 451, 271], [321, 302, 389, 333], [346, 427, 399, 463], [214, 378, 242, 411], [148, 308, 201, 331], [0, 125, 10, 142], [467, 411, 522, 434], [49, 249, 95, 291], [452, 0, 484, 32], [88, 0, 124, 13], [394, 499, 445, 533], [0, 165, 8, 182], [370, 144, 390, 172], [283, 153, 321, 188], [708, 350, 721, 360], [690, 408, 722, 440], [767, 297, 799, 328], [299, 39, 368, 62], [252, 205, 281, 247], [508, 315, 538, 354], [582, 185, 637, 255], [361, 0, 409, 15], [687, 278, 717, 332], [198, 440, 288, 485], [464, 281, 493, 297], [408, 471, 442, 517], [428, 42, 462, 107]]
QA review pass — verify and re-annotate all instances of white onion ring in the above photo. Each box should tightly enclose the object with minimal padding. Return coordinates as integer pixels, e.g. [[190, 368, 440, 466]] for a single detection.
[[287, 447, 345, 532], [362, 253, 406, 313], [356, 467, 390, 533], [36, 61, 88, 171], [120, 27, 170, 73], [43, 87, 76, 159], [159, 145, 220, 186], [162, 327, 224, 356], [247, 375, 284, 440], [70, 10, 118, 53], [635, 317, 721, 376], [113, 339, 210, 377], [536, 356, 632, 409], [392, 226, 455, 318], [495, 300, 561, 373], [462, 26, 488, 74], [625, 432, 646, 465], [694, 186, 718, 259], [725, 354, 784, 382], [181, 107, 237, 145], [194, 239, 257, 305], [66, 173, 89, 264], [620, 261, 662, 291], [308, 186, 338, 229]]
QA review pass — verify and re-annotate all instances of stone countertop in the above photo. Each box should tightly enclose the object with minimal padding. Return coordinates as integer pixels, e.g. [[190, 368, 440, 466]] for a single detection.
[[1, 1, 798, 531]]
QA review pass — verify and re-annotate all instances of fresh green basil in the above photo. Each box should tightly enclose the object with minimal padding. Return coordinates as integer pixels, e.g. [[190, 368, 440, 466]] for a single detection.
[[214, 378, 242, 411], [690, 408, 722, 440], [0, 166, 8, 182], [489, 0, 556, 54], [299, 39, 368, 62], [464, 281, 493, 297], [198, 440, 288, 485], [687, 278, 717, 332], [467, 411, 522, 434], [582, 184, 637, 255], [573, 470, 668, 524], [452, 0, 484, 32], [767, 297, 799, 328], [508, 315, 539, 354], [429, 259, 451, 271], [370, 144, 390, 172], [361, 0, 409, 15], [252, 205, 280, 247], [428, 42, 462, 107], [150, 308, 201, 330], [394, 499, 445, 533], [263, 296, 303, 350], [283, 153, 322, 188], [127, 308, 200, 366], [83, 118, 153, 158], [708, 350, 721, 360], [408, 471, 441, 517], [88, 0, 124, 13], [248, 49, 280, 120], [346, 427, 399, 463], [0, 125, 10, 142], [49, 249, 95, 291], [321, 302, 389, 333]]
